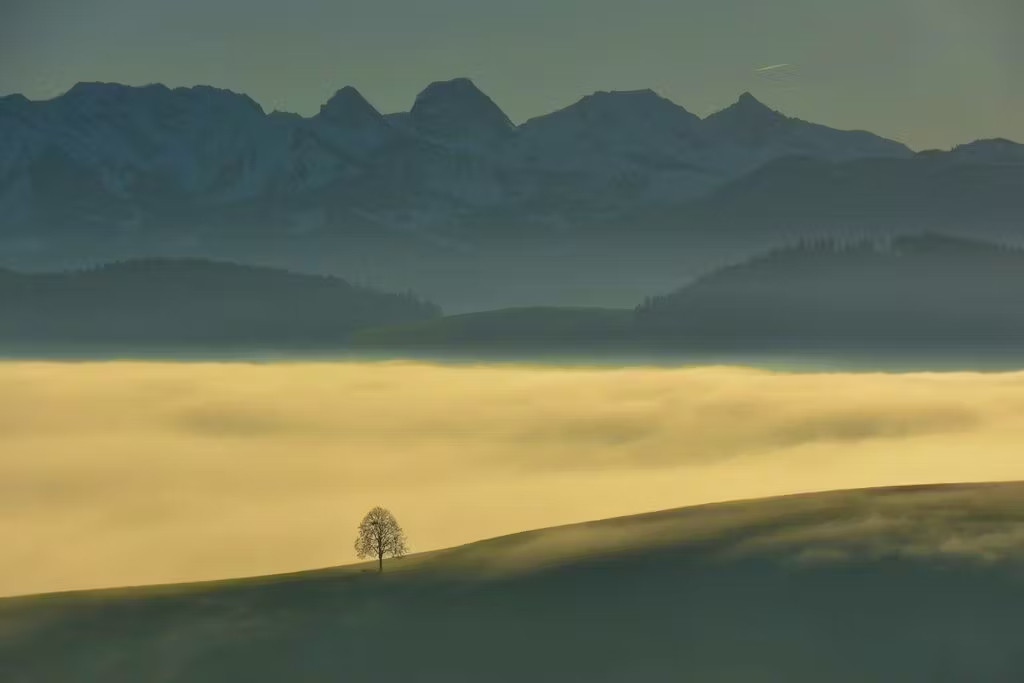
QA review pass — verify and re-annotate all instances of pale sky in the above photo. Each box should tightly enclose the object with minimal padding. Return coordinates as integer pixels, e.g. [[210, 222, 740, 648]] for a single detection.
[[1, 0, 1021, 149]]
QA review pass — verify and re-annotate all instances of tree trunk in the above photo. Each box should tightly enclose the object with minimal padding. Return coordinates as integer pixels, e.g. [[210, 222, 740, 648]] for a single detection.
[[378, 554, 383, 572]]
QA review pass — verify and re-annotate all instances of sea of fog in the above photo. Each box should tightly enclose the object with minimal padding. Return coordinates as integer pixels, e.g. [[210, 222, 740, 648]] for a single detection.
[[5, 358, 1024, 597]]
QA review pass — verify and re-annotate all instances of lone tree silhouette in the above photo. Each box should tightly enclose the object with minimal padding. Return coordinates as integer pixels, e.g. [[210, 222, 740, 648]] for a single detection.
[[355, 506, 408, 572]]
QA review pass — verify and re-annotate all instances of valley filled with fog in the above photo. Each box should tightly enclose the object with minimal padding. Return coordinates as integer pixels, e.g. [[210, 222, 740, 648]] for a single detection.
[[6, 359, 1024, 597]]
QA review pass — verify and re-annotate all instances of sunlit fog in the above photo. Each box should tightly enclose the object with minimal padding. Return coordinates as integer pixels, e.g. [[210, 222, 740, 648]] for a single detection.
[[5, 360, 1024, 596]]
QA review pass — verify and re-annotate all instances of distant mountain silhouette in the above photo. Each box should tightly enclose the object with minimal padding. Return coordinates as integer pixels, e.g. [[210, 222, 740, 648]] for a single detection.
[[0, 81, 906, 232], [648, 148, 1024, 243], [636, 234, 1024, 350], [407, 77, 516, 149], [0, 259, 440, 348], [3, 78, 1023, 311]]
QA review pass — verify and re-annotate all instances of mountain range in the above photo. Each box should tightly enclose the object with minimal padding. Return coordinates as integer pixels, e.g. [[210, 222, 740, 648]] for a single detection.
[[2, 78, 1022, 311]]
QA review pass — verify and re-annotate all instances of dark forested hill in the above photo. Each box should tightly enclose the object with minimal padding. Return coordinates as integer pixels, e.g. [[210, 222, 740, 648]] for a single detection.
[[348, 235, 1024, 356], [635, 234, 1024, 350], [0, 259, 440, 348], [7, 235, 1024, 355]]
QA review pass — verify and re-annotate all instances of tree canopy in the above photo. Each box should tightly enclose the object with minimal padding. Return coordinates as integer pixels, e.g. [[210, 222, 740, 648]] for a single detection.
[[354, 507, 408, 572]]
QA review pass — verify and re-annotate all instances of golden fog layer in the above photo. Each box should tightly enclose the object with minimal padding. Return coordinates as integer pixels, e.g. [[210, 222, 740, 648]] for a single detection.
[[3, 360, 1023, 596]]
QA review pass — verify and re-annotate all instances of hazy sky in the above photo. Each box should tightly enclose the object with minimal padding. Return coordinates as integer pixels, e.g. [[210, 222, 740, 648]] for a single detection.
[[6, 360, 1024, 596], [1, 0, 1021, 149]]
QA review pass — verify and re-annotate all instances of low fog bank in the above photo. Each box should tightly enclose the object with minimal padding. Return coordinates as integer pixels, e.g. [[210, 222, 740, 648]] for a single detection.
[[5, 361, 1024, 596]]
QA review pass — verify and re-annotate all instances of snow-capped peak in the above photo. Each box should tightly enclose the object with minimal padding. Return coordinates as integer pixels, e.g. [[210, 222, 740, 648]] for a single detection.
[[705, 91, 784, 128], [317, 86, 384, 127], [409, 77, 515, 148]]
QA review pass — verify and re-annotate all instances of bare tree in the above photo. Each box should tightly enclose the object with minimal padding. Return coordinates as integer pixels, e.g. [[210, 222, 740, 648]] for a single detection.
[[354, 506, 408, 572]]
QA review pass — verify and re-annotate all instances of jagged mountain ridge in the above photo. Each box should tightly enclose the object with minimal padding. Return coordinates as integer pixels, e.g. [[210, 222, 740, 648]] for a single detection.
[[3, 78, 1023, 312], [0, 79, 910, 235]]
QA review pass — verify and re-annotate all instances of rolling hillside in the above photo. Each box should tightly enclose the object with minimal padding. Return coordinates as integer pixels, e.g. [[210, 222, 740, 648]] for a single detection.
[[3, 482, 1024, 682]]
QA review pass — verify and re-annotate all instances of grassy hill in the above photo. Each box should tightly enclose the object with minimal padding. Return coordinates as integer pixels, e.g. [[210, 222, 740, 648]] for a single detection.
[[4, 482, 1024, 681]]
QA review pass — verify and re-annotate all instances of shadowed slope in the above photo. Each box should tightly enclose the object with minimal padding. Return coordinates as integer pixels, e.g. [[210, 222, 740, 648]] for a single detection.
[[0, 258, 440, 348], [636, 234, 1024, 350], [3, 482, 1024, 681]]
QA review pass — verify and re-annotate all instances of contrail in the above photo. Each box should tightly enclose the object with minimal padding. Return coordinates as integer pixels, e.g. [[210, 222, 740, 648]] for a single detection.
[[755, 63, 792, 73]]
